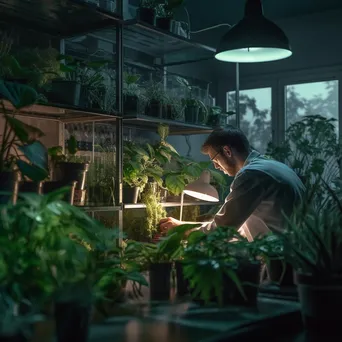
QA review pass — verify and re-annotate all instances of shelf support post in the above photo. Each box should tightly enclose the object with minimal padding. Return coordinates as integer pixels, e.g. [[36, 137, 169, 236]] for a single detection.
[[116, 0, 124, 243]]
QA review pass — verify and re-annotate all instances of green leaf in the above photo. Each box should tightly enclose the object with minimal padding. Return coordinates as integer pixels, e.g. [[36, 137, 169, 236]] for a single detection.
[[5, 115, 44, 144], [16, 160, 48, 181], [165, 174, 185, 195], [67, 136, 78, 155], [18, 141, 48, 171], [0, 80, 38, 109]]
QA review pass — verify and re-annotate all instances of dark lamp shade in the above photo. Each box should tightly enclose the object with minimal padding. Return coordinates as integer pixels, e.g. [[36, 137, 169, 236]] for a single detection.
[[215, 0, 292, 63], [183, 171, 219, 202]]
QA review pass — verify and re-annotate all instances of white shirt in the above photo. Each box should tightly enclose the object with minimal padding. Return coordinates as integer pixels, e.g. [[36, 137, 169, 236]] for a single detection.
[[201, 151, 306, 241]]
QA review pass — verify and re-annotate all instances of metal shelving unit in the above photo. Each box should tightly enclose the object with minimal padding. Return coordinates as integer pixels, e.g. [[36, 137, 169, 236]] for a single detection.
[[0, 0, 218, 233]]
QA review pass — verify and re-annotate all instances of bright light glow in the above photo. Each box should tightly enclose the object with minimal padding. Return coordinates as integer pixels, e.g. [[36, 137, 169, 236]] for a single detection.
[[215, 47, 292, 63], [183, 190, 219, 202]]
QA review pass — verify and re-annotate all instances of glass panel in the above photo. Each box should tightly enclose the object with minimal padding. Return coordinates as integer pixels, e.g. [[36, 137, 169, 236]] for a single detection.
[[285, 81, 339, 133], [227, 88, 272, 154]]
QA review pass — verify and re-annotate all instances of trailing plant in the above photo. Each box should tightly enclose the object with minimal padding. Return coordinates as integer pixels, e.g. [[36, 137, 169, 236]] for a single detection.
[[0, 80, 48, 181], [140, 185, 167, 239]]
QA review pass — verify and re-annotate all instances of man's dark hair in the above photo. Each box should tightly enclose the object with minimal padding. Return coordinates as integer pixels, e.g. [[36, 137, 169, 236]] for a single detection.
[[201, 126, 250, 156]]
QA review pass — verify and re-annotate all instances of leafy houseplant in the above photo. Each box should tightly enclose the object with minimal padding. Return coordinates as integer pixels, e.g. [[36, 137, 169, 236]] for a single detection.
[[143, 80, 167, 118], [156, 0, 184, 31], [123, 72, 143, 114], [177, 77, 208, 124], [207, 106, 235, 128], [279, 182, 342, 337], [48, 135, 89, 205], [48, 55, 108, 108], [138, 0, 158, 25], [141, 224, 200, 300], [0, 81, 49, 204], [266, 115, 340, 191], [182, 227, 263, 306]]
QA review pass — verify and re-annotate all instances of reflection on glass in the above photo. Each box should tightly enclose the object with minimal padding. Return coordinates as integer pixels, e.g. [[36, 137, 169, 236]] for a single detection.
[[227, 88, 272, 154]]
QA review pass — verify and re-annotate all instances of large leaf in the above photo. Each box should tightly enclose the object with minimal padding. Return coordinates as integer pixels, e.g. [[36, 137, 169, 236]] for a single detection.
[[16, 160, 48, 181], [0, 80, 38, 109], [18, 141, 48, 171], [5, 115, 44, 143], [165, 174, 185, 195]]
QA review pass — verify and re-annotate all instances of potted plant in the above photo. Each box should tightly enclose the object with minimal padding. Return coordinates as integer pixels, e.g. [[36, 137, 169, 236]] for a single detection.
[[138, 0, 157, 25], [48, 55, 108, 108], [279, 182, 342, 337], [143, 80, 167, 118], [207, 106, 234, 127], [176, 77, 208, 124], [183, 226, 262, 306], [0, 81, 49, 204], [140, 223, 200, 301], [156, 0, 184, 31], [123, 72, 142, 114], [48, 135, 89, 206]]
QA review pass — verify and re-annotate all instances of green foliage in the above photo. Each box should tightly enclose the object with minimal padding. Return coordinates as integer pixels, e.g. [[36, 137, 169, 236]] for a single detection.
[[0, 188, 147, 330], [279, 182, 342, 280], [267, 115, 340, 209], [140, 223, 201, 264], [0, 81, 48, 180], [182, 227, 278, 306], [48, 135, 82, 164], [141, 185, 167, 238]]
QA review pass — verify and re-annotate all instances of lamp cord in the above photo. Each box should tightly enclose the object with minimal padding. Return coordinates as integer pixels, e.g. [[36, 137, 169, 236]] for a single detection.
[[184, 6, 232, 34]]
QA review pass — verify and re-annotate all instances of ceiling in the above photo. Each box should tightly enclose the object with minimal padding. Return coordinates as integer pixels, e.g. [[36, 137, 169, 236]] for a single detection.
[[183, 0, 342, 30]]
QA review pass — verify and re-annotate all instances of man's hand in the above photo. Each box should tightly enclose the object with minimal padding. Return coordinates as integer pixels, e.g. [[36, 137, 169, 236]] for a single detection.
[[159, 217, 182, 233]]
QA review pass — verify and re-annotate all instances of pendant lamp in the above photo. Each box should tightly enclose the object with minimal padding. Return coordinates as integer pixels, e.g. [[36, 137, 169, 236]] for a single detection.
[[215, 0, 292, 63]]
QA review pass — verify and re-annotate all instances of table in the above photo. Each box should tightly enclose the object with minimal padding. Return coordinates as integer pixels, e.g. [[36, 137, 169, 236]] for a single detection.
[[89, 297, 302, 342]]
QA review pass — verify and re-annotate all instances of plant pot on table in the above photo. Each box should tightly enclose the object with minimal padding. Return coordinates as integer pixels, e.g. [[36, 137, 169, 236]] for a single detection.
[[43, 181, 76, 204], [55, 302, 92, 342], [184, 105, 199, 123], [190, 261, 261, 306], [175, 261, 189, 297], [296, 273, 342, 338], [138, 7, 156, 25], [163, 104, 173, 120], [54, 162, 89, 205], [123, 186, 140, 204], [0, 171, 20, 204], [47, 80, 81, 107], [266, 259, 295, 286], [145, 100, 162, 118], [149, 262, 172, 301], [124, 95, 139, 114], [19, 181, 43, 194], [156, 17, 172, 31]]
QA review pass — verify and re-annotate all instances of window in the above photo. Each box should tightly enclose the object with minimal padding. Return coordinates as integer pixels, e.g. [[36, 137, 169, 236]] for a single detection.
[[227, 87, 272, 154], [285, 80, 339, 132]]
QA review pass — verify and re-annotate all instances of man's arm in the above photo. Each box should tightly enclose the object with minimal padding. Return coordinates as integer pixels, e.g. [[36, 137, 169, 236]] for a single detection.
[[201, 170, 271, 233]]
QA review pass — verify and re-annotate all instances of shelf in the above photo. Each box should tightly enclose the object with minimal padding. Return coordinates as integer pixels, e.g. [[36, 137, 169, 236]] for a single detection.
[[2, 101, 120, 123], [82, 205, 121, 212], [123, 114, 213, 135], [124, 201, 218, 209], [123, 20, 216, 66], [0, 0, 121, 38]]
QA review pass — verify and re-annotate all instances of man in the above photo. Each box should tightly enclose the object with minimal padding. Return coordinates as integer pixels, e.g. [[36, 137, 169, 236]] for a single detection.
[[160, 127, 305, 241]]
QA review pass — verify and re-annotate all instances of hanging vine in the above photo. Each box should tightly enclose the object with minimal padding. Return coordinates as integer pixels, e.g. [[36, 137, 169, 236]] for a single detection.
[[141, 185, 166, 239]]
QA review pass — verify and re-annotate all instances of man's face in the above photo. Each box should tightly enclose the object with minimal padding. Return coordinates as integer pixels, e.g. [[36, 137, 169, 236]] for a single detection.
[[208, 146, 238, 176]]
